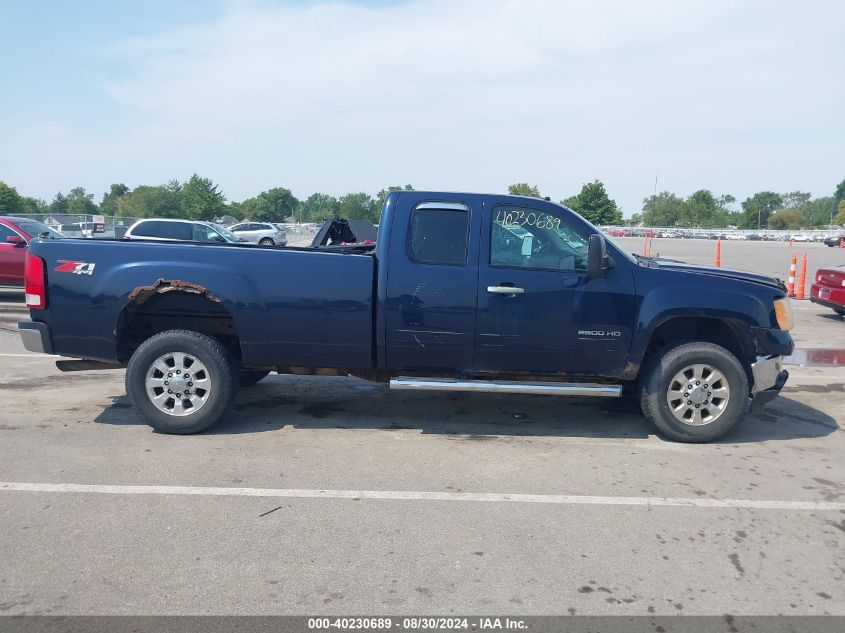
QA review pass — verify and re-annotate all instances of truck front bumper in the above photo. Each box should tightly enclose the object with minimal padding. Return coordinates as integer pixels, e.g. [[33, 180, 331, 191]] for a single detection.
[[750, 355, 788, 412], [18, 319, 53, 355]]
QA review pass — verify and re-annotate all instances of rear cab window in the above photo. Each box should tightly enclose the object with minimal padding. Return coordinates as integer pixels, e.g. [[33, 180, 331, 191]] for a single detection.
[[408, 202, 470, 266]]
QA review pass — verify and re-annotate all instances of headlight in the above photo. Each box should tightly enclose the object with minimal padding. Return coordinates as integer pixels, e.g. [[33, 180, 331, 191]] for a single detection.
[[774, 297, 794, 331]]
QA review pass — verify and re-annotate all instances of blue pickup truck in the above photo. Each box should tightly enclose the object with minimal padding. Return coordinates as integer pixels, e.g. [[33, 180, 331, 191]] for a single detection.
[[18, 191, 794, 442]]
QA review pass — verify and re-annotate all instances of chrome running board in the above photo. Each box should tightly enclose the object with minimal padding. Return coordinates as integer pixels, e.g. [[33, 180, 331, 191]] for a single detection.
[[389, 377, 622, 397]]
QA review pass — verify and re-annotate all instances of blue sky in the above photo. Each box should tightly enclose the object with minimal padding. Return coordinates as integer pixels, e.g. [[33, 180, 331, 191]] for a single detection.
[[1, 0, 843, 215]]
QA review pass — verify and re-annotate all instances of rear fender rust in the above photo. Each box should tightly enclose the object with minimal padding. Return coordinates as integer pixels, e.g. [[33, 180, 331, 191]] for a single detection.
[[126, 278, 221, 307]]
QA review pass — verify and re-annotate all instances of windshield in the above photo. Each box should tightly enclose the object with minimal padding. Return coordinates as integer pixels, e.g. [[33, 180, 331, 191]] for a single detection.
[[211, 224, 245, 242], [17, 221, 64, 239]]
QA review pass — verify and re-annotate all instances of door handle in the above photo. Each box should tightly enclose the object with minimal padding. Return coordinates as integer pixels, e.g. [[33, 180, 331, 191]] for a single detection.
[[487, 285, 525, 295]]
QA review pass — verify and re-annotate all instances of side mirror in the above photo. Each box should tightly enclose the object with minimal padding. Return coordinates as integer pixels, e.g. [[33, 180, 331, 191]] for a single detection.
[[5, 235, 26, 247], [587, 233, 610, 278]]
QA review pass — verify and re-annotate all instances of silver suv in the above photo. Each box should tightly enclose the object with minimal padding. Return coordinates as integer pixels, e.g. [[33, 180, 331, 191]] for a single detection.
[[227, 221, 287, 246]]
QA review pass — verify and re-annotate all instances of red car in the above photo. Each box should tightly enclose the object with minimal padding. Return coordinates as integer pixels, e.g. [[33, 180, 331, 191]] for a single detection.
[[810, 266, 845, 317], [0, 216, 63, 287]]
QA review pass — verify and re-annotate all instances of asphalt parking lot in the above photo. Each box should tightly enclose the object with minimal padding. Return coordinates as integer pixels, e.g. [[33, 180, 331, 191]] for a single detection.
[[0, 240, 843, 616]]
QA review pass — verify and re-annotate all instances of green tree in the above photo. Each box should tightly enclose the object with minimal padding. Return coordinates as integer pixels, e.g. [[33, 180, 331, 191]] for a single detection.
[[21, 196, 48, 214], [739, 191, 783, 229], [834, 178, 845, 207], [373, 185, 413, 218], [0, 182, 24, 215], [508, 183, 542, 198], [682, 189, 728, 228], [338, 192, 375, 222], [641, 191, 686, 227], [768, 209, 806, 230], [781, 191, 811, 209], [181, 174, 226, 220], [239, 187, 299, 223], [561, 180, 622, 225], [834, 199, 845, 226], [66, 187, 97, 215], [49, 192, 70, 216], [99, 183, 129, 215], [800, 197, 835, 228], [117, 185, 182, 218], [298, 193, 340, 222]]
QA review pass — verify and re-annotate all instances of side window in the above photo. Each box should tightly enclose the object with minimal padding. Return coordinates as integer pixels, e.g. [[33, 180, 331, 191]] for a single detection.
[[131, 221, 160, 237], [159, 222, 191, 240], [192, 225, 223, 242], [490, 205, 589, 271], [230, 224, 245, 232], [0, 224, 17, 241], [409, 202, 469, 266]]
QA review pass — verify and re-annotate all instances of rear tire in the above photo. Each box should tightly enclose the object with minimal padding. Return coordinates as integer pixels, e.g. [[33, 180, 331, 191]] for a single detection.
[[639, 341, 749, 443], [259, 238, 275, 246], [240, 369, 271, 387], [126, 330, 238, 435]]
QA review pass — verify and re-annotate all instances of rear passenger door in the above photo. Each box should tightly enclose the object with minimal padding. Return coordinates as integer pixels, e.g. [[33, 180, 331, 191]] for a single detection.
[[384, 195, 481, 371]]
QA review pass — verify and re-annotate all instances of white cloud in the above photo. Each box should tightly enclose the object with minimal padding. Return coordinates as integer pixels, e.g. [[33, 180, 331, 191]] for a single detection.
[[3, 0, 844, 212]]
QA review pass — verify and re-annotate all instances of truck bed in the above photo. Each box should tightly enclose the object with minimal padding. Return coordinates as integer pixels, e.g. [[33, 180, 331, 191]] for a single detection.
[[29, 238, 377, 368]]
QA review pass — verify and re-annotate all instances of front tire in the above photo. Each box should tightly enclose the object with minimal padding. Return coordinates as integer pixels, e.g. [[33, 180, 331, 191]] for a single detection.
[[259, 238, 275, 246], [126, 330, 238, 434], [639, 341, 749, 443]]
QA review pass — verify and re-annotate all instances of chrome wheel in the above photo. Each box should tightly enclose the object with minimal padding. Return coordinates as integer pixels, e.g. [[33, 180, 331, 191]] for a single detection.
[[665, 363, 730, 426], [144, 352, 211, 417]]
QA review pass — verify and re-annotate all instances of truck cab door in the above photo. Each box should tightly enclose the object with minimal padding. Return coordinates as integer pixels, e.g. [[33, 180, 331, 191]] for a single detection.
[[474, 198, 636, 377], [383, 195, 481, 371]]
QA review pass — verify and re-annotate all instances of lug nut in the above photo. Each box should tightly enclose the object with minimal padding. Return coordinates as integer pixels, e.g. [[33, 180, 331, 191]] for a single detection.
[[695, 404, 700, 408], [167, 389, 172, 394], [703, 384, 708, 388], [188, 382, 193, 387], [695, 381, 700, 385], [175, 392, 181, 397], [176, 370, 181, 375], [164, 381, 169, 385], [684, 392, 688, 397], [168, 373, 172, 378], [183, 373, 189, 379], [687, 400, 692, 405]]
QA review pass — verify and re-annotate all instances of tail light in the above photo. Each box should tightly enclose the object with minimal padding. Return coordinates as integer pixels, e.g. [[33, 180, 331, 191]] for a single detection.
[[24, 253, 47, 309]]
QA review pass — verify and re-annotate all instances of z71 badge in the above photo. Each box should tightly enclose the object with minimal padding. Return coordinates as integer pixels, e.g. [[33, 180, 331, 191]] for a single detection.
[[54, 260, 96, 275]]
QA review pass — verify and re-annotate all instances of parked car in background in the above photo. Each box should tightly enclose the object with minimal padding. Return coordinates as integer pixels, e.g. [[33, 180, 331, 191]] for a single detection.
[[0, 216, 63, 287], [790, 233, 811, 242], [227, 222, 287, 246], [724, 233, 748, 241], [124, 219, 246, 244], [823, 232, 845, 247], [811, 266, 845, 316]]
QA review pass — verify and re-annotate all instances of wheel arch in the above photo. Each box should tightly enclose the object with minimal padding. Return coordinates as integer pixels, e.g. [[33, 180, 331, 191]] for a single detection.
[[633, 316, 756, 388], [116, 286, 243, 364]]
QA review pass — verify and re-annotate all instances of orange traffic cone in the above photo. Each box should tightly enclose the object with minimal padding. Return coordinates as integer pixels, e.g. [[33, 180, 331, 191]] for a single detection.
[[642, 237, 648, 256], [840, 238, 844, 248], [796, 253, 808, 300], [787, 252, 797, 296], [714, 239, 721, 267]]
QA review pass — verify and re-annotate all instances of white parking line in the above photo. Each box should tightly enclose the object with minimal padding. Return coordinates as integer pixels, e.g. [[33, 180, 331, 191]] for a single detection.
[[1, 482, 842, 511], [0, 353, 59, 358]]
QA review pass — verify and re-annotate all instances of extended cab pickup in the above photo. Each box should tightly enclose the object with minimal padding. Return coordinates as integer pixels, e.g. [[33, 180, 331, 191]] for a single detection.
[[18, 192, 794, 442]]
